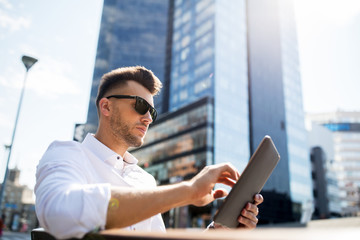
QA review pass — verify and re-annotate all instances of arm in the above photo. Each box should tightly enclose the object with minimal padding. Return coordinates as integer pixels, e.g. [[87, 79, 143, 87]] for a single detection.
[[106, 162, 240, 229], [35, 143, 111, 239], [106, 182, 191, 229]]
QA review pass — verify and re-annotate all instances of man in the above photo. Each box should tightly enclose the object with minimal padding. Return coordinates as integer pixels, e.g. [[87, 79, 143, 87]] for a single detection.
[[35, 66, 263, 239]]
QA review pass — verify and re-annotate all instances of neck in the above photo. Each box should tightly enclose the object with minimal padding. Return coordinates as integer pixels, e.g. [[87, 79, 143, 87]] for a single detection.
[[94, 126, 128, 157]]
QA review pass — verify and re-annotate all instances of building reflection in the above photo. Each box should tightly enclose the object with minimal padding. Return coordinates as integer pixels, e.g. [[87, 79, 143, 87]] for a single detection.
[[131, 97, 213, 227]]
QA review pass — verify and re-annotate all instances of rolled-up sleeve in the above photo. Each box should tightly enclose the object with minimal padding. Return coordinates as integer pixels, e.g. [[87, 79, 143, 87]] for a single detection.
[[35, 142, 112, 239]]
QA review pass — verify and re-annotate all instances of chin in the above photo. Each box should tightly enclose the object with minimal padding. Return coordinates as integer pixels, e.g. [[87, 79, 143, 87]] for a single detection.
[[132, 138, 144, 148]]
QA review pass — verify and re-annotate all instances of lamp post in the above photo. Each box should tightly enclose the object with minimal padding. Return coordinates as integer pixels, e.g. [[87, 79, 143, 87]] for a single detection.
[[0, 55, 38, 216]]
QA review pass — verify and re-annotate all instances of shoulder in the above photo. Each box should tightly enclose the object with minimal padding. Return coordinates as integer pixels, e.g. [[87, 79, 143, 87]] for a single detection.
[[47, 140, 82, 151], [35, 140, 89, 190], [38, 140, 84, 167], [45, 140, 82, 156]]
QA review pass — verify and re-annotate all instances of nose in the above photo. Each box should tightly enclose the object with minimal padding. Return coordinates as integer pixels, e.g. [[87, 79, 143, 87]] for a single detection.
[[141, 110, 153, 125]]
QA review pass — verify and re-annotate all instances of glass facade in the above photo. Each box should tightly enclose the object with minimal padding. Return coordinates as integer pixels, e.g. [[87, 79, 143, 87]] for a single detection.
[[86, 0, 170, 126], [247, 0, 294, 223], [170, 0, 250, 173], [213, 0, 250, 171], [278, 0, 312, 205], [170, 0, 215, 111], [143, 103, 213, 144], [247, 0, 312, 222], [130, 97, 214, 227], [133, 127, 212, 166], [131, 98, 213, 176]]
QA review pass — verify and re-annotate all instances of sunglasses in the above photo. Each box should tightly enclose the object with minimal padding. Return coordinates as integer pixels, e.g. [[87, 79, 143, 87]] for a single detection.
[[105, 95, 157, 122]]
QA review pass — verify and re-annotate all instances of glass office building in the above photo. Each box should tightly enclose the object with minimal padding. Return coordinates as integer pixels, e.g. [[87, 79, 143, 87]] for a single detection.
[[130, 97, 214, 228], [86, 0, 170, 126], [307, 111, 360, 216], [170, 0, 250, 173], [86, 0, 312, 226], [278, 0, 312, 209], [246, 0, 312, 222], [307, 122, 342, 218]]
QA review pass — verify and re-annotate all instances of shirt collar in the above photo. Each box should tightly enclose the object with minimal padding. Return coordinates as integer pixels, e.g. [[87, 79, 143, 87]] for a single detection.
[[82, 133, 138, 167], [123, 151, 138, 164]]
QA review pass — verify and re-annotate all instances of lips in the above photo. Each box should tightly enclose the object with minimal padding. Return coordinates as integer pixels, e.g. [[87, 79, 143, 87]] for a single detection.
[[136, 126, 147, 135]]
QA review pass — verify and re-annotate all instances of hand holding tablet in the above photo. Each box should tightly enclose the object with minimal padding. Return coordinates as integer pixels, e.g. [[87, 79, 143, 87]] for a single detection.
[[213, 135, 280, 228]]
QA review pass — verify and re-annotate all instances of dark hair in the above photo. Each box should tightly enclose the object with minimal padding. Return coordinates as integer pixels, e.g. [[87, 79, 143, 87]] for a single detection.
[[95, 66, 162, 111]]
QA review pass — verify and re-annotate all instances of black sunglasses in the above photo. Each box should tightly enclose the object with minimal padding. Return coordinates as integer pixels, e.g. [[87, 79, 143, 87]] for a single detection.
[[105, 95, 157, 122]]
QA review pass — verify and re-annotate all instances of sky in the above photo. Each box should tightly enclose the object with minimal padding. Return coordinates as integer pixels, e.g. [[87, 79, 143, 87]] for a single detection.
[[0, 0, 360, 191]]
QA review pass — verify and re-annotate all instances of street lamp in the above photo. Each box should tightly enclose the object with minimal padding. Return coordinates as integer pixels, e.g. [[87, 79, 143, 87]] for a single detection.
[[0, 55, 38, 216]]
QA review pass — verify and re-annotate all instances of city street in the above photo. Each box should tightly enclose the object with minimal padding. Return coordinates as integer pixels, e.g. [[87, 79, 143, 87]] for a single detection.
[[1, 231, 31, 240]]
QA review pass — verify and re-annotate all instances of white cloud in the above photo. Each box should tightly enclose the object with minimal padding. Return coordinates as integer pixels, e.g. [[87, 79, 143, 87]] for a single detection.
[[54, 35, 65, 43], [28, 69, 81, 98], [0, 56, 81, 99], [0, 10, 31, 32], [26, 56, 82, 98], [0, 0, 13, 9], [0, 0, 31, 32], [0, 72, 23, 89], [0, 112, 13, 128]]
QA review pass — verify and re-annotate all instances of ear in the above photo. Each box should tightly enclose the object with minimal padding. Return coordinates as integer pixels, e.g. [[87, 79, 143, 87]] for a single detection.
[[99, 98, 111, 117]]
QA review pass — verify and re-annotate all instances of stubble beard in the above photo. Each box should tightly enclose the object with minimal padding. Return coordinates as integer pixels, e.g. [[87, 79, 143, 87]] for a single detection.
[[110, 110, 144, 148]]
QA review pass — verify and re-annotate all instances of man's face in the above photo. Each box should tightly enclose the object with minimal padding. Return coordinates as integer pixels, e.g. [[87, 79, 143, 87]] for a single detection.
[[107, 81, 154, 148]]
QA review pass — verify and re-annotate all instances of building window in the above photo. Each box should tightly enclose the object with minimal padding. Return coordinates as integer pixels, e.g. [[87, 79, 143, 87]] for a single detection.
[[194, 77, 211, 94], [195, 19, 213, 39], [194, 61, 212, 79], [179, 89, 188, 101], [180, 47, 190, 61], [195, 47, 213, 66]]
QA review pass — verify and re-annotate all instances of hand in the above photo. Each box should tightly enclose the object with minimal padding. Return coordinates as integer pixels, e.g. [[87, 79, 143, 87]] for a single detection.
[[188, 163, 240, 207], [237, 194, 263, 229], [212, 194, 264, 230]]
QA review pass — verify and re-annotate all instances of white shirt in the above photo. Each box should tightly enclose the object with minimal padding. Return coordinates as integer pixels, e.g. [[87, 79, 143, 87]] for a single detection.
[[35, 133, 165, 239]]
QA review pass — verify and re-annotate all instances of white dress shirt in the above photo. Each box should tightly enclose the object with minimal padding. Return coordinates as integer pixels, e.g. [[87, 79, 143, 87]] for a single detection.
[[35, 133, 165, 239]]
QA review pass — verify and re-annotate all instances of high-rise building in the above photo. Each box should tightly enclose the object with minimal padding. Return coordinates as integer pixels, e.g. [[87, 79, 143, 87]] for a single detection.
[[307, 111, 360, 216], [86, 0, 171, 126], [169, 0, 251, 188], [247, 0, 312, 223], [85, 0, 312, 226], [307, 122, 342, 218]]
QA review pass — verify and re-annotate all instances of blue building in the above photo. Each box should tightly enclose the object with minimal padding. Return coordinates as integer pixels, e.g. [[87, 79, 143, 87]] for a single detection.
[[85, 0, 312, 226], [169, 0, 251, 186], [247, 0, 312, 222], [86, 0, 170, 126]]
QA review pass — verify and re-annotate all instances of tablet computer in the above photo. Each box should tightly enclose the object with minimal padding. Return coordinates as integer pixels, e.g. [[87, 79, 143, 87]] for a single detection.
[[213, 135, 280, 228]]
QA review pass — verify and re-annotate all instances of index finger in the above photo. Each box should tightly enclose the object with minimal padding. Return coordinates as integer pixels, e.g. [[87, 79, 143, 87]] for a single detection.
[[217, 162, 240, 181]]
